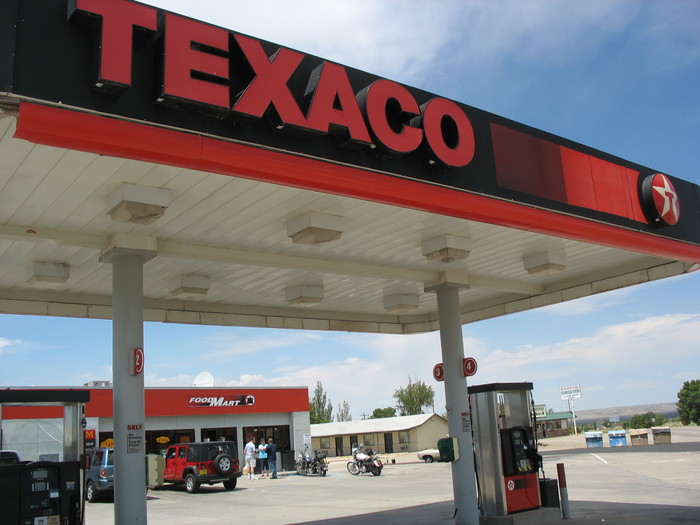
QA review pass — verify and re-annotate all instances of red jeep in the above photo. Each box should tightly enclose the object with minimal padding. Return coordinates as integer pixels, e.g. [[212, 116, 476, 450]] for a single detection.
[[163, 441, 241, 493]]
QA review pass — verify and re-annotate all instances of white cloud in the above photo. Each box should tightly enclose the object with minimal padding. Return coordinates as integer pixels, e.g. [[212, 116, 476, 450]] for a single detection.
[[0, 337, 21, 354]]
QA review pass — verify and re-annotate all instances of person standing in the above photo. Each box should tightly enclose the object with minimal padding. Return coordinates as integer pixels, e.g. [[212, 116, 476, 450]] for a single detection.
[[266, 437, 278, 479], [244, 436, 257, 480], [258, 438, 268, 478]]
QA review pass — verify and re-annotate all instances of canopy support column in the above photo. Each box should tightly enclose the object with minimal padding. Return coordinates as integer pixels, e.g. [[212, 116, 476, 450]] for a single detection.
[[101, 238, 157, 525], [429, 282, 480, 525]]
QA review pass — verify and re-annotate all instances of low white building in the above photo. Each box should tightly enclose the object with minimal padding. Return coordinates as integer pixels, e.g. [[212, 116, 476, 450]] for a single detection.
[[311, 413, 447, 457]]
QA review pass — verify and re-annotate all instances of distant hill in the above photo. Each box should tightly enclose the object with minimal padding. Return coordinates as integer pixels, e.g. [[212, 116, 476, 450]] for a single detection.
[[575, 402, 678, 423]]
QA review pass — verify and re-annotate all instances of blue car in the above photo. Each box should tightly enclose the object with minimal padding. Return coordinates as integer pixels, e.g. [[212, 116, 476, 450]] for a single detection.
[[85, 447, 114, 502]]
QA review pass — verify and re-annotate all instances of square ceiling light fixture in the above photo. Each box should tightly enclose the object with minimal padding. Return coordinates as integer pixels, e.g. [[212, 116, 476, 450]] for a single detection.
[[523, 251, 567, 275], [26, 261, 69, 288], [287, 212, 344, 245], [169, 275, 210, 298], [422, 234, 472, 263], [383, 293, 419, 313], [286, 285, 324, 306], [106, 183, 170, 225]]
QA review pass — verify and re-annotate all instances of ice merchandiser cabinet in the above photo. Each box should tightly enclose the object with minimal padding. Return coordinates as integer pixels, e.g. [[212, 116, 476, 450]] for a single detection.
[[469, 382, 541, 517]]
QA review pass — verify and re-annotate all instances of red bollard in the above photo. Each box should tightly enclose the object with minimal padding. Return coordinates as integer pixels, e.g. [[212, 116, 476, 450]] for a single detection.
[[557, 462, 571, 519], [557, 463, 571, 520]]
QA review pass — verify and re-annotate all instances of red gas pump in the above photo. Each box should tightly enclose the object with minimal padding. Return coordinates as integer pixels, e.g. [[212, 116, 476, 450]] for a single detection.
[[469, 383, 543, 519]]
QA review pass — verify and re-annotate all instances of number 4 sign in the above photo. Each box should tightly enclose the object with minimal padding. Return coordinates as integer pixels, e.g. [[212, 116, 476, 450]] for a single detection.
[[462, 357, 477, 377]]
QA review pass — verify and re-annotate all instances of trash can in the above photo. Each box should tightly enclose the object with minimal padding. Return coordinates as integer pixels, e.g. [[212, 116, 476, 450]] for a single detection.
[[585, 431, 603, 448], [629, 429, 649, 446], [539, 478, 560, 508], [608, 430, 627, 447], [651, 426, 672, 444]]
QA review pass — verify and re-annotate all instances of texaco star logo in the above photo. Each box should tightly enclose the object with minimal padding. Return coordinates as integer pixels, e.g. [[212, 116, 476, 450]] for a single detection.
[[643, 173, 680, 226]]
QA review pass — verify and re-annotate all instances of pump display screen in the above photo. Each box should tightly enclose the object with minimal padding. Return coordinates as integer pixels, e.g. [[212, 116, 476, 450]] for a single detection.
[[32, 469, 48, 479], [32, 481, 48, 491]]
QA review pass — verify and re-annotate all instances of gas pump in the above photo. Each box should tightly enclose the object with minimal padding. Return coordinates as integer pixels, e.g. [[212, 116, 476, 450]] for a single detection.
[[0, 460, 81, 524], [0, 389, 90, 525], [469, 383, 542, 518]]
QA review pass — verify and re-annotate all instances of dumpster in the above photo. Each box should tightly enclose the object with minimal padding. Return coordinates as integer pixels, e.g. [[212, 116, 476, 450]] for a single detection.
[[608, 430, 627, 447], [651, 426, 671, 444], [629, 429, 649, 446], [585, 431, 603, 448]]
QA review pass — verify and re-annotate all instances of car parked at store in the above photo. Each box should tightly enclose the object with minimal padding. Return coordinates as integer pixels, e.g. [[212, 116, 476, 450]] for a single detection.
[[0, 449, 21, 465], [162, 441, 241, 493], [84, 447, 114, 502]]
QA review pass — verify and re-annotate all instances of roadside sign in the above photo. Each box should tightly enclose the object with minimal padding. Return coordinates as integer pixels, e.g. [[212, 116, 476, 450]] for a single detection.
[[560, 384, 581, 399], [534, 404, 547, 419], [433, 363, 445, 382]]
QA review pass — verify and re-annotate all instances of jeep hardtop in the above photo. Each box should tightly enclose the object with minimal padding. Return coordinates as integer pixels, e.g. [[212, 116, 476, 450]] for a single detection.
[[163, 441, 241, 493]]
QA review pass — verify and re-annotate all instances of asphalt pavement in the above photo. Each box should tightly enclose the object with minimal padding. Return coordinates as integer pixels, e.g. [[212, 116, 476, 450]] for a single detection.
[[85, 426, 700, 525]]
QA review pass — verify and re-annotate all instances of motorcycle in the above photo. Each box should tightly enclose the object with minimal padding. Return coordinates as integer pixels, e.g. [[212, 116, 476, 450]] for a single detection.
[[346, 443, 383, 476], [295, 448, 328, 476]]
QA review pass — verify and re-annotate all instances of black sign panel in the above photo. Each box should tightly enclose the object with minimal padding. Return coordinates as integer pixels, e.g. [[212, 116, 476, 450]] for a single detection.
[[1, 0, 699, 249]]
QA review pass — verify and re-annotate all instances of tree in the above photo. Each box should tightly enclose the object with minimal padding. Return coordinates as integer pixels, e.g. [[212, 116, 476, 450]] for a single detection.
[[393, 376, 435, 416], [370, 407, 396, 419], [677, 379, 700, 425], [337, 400, 352, 422], [625, 411, 666, 429], [309, 381, 333, 424]]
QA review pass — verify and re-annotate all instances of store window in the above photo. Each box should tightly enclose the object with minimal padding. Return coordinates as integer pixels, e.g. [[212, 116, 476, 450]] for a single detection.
[[319, 437, 330, 450], [144, 429, 195, 455], [201, 427, 237, 445], [363, 434, 375, 446], [242, 425, 290, 452], [399, 431, 409, 444]]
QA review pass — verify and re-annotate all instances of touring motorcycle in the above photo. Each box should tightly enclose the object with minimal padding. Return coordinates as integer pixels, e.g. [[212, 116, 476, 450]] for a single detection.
[[295, 448, 328, 476], [346, 443, 383, 476]]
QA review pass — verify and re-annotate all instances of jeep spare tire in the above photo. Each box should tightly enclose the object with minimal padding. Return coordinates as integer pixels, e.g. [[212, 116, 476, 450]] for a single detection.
[[213, 454, 233, 475]]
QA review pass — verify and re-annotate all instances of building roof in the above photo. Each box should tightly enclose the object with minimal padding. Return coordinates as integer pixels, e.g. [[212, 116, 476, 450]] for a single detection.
[[311, 413, 445, 437], [537, 411, 573, 422]]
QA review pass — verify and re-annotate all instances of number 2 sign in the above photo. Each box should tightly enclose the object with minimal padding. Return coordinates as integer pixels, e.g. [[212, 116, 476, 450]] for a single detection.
[[131, 347, 144, 376]]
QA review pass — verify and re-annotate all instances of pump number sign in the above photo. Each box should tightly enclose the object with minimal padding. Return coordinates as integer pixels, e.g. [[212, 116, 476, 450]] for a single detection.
[[433, 363, 445, 382], [131, 347, 144, 376], [462, 357, 478, 377]]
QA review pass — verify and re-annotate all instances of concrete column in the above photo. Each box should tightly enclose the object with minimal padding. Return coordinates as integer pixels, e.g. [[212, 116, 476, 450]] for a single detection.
[[435, 285, 480, 525], [111, 252, 148, 525]]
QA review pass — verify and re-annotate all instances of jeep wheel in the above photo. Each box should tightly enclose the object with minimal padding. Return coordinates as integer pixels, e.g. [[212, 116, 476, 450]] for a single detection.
[[213, 453, 233, 475], [85, 480, 97, 503], [223, 478, 237, 490], [185, 473, 200, 494]]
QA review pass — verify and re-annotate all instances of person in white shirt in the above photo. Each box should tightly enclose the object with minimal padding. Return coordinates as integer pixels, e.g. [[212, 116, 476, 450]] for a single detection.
[[244, 437, 257, 480]]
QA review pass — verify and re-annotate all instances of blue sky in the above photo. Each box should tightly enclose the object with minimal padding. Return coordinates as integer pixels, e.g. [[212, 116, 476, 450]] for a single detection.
[[1, 1, 699, 419]]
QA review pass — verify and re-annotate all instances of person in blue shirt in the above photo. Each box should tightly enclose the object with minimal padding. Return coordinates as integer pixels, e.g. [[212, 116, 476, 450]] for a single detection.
[[265, 438, 278, 479], [257, 438, 269, 477]]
